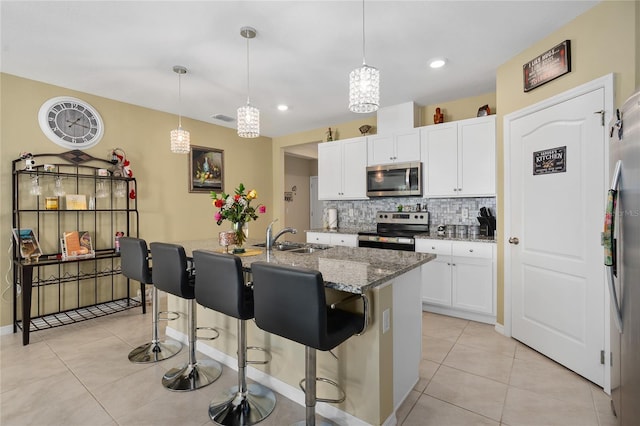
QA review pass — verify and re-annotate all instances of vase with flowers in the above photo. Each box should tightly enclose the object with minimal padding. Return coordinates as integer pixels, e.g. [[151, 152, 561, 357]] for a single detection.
[[211, 183, 266, 253]]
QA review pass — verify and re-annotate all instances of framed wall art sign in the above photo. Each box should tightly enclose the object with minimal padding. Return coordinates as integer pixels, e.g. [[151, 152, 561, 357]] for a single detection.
[[523, 40, 571, 92], [189, 145, 224, 193]]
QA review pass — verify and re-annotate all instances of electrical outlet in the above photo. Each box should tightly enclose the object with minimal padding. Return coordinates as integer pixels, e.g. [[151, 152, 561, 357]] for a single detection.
[[382, 308, 390, 333], [461, 208, 469, 219]]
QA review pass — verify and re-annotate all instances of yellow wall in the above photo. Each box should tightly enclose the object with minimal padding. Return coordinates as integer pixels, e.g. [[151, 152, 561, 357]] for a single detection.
[[0, 74, 273, 327], [495, 0, 638, 325], [421, 92, 497, 126]]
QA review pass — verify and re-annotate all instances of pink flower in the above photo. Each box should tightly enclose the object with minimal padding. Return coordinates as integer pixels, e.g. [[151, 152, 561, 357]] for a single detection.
[[214, 212, 222, 221], [258, 205, 266, 214]]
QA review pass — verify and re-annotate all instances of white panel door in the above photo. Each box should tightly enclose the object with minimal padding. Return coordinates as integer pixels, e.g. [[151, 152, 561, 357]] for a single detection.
[[422, 123, 458, 196], [508, 88, 606, 385], [341, 137, 368, 199], [459, 116, 496, 196], [368, 134, 394, 165], [317, 141, 342, 200], [394, 130, 421, 163]]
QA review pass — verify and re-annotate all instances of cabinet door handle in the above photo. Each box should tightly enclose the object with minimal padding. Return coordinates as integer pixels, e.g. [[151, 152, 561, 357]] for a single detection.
[[431, 246, 436, 250], [469, 249, 474, 252], [453, 188, 458, 191]]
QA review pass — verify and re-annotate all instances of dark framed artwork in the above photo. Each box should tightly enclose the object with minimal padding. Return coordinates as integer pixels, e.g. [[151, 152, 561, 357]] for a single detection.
[[523, 40, 571, 92], [189, 145, 224, 193]]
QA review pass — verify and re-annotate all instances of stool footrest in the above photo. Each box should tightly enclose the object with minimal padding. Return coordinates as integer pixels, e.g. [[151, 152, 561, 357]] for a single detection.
[[246, 346, 271, 365], [299, 377, 346, 404], [157, 310, 180, 322], [196, 326, 219, 341]]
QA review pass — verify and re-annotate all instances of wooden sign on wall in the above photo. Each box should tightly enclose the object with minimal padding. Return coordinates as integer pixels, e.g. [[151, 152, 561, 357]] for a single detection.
[[523, 40, 571, 92]]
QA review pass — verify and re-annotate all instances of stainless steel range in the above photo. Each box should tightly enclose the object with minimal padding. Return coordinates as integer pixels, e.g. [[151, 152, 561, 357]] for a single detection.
[[358, 211, 430, 251]]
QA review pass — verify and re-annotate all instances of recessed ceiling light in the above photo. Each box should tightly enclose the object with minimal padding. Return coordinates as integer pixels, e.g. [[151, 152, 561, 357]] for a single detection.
[[429, 58, 447, 69], [277, 104, 289, 111]]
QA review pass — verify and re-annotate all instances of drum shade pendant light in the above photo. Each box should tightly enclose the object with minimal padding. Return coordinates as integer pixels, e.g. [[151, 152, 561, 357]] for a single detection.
[[237, 26, 260, 138], [170, 65, 190, 153], [349, 0, 379, 113]]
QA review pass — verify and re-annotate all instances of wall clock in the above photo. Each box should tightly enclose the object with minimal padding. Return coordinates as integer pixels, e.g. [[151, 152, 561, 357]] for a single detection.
[[38, 96, 104, 149]]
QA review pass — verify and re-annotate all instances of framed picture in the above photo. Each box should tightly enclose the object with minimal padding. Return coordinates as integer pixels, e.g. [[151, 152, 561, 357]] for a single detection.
[[189, 145, 224, 193]]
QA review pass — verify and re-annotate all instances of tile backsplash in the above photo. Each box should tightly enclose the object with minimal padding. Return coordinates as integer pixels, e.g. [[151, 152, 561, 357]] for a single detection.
[[323, 197, 496, 232]]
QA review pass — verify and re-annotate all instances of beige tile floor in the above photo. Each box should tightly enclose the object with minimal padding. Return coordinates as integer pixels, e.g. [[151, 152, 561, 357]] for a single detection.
[[0, 305, 617, 426]]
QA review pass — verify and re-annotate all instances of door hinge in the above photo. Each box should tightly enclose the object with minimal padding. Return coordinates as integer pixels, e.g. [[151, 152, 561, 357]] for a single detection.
[[601, 350, 605, 365], [594, 110, 605, 126]]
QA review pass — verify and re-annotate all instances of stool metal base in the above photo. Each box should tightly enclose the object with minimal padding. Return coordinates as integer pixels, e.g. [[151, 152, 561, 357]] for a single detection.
[[292, 420, 336, 426], [162, 359, 222, 392], [208, 383, 276, 425], [128, 340, 182, 363]]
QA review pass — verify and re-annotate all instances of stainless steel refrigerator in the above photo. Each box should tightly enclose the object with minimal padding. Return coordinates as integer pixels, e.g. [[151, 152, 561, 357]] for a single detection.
[[605, 89, 640, 425]]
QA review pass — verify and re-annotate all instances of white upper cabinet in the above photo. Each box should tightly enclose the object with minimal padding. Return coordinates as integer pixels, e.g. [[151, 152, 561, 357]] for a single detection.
[[318, 136, 368, 200], [421, 116, 496, 197], [367, 129, 420, 165]]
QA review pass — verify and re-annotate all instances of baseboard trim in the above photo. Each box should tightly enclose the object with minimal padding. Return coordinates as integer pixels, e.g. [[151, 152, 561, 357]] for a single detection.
[[0, 324, 15, 336], [494, 323, 505, 336]]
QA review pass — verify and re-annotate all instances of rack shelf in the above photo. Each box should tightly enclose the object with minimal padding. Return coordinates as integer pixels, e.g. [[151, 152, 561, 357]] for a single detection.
[[12, 150, 142, 345]]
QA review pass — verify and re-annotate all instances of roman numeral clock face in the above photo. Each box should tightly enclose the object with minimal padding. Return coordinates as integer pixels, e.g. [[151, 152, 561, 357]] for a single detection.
[[38, 97, 104, 149]]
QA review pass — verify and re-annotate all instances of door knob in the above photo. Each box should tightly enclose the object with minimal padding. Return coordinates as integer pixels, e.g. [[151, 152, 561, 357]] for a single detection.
[[509, 237, 520, 245]]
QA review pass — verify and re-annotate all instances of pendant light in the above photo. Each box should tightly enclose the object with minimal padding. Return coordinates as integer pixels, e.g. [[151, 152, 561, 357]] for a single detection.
[[170, 65, 190, 154], [237, 26, 260, 138], [349, 0, 379, 113]]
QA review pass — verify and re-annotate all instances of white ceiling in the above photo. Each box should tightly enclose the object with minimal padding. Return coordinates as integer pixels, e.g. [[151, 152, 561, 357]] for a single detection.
[[1, 1, 599, 138]]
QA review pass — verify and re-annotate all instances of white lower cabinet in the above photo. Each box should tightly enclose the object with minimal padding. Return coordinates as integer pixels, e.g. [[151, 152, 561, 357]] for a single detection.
[[416, 239, 495, 324], [306, 232, 358, 247], [306, 232, 331, 245]]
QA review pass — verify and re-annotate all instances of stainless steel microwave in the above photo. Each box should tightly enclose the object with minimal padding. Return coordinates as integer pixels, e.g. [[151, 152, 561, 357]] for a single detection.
[[366, 162, 422, 197]]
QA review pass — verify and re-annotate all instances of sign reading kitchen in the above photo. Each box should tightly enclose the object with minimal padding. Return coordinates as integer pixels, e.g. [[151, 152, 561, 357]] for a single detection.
[[533, 146, 566, 175]]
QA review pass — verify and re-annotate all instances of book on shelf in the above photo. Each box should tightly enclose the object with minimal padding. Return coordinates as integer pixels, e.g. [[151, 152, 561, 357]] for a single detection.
[[65, 194, 87, 210], [12, 228, 43, 259], [61, 230, 95, 259]]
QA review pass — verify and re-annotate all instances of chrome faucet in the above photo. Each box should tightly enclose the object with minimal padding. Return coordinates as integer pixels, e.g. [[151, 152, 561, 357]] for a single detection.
[[266, 218, 297, 252]]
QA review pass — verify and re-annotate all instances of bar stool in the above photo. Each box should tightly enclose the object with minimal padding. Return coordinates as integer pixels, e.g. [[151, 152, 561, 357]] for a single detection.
[[251, 262, 366, 426], [193, 250, 276, 425], [149, 242, 223, 391], [120, 237, 182, 363]]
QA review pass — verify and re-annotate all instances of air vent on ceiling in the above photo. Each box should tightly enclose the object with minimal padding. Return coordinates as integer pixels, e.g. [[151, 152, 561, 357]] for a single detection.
[[211, 114, 235, 122]]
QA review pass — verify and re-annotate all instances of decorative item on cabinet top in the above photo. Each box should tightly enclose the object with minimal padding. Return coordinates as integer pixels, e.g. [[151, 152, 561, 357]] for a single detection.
[[434, 107, 444, 124], [359, 124, 372, 135], [477, 104, 491, 117]]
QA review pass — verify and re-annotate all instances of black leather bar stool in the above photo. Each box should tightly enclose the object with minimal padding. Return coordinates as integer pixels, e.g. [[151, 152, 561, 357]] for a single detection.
[[149, 242, 223, 391], [193, 250, 276, 425], [251, 262, 365, 426], [120, 237, 182, 363]]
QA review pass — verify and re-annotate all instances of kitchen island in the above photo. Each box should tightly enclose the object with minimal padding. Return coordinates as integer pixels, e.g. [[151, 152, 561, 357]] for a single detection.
[[167, 239, 434, 426]]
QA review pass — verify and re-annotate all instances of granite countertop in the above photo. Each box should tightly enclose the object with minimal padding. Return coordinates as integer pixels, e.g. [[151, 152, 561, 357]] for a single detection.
[[178, 239, 434, 294], [306, 227, 373, 234], [414, 233, 497, 244], [305, 228, 497, 244]]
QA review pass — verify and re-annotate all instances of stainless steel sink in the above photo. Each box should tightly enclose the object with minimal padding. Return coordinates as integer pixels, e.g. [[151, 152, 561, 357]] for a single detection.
[[289, 245, 332, 254], [252, 242, 305, 251]]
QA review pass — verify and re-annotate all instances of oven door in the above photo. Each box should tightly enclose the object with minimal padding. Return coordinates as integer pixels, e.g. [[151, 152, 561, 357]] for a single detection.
[[358, 235, 415, 251]]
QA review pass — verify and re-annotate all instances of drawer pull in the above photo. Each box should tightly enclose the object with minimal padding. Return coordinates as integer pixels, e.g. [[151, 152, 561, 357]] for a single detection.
[[469, 249, 474, 252]]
